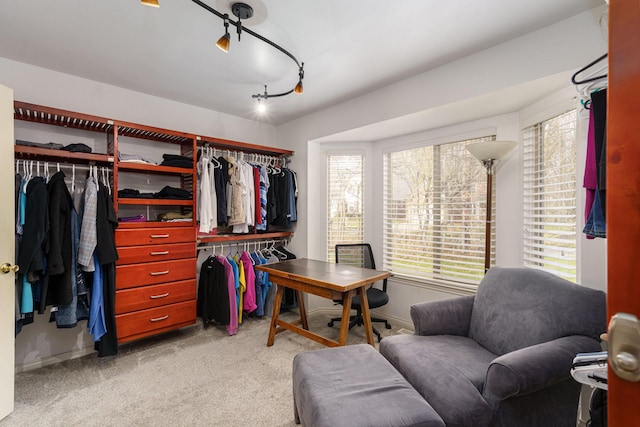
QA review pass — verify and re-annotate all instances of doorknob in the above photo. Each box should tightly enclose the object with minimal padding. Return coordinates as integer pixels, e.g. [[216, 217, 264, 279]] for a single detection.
[[0, 263, 19, 274], [609, 312, 640, 382]]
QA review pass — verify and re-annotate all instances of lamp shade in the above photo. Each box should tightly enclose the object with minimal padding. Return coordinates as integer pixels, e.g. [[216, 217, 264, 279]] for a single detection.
[[466, 140, 517, 162]]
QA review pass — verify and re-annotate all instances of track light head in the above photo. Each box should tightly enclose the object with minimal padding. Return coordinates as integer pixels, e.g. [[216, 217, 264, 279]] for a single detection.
[[216, 33, 230, 52], [216, 14, 231, 52], [141, 0, 159, 7], [294, 64, 304, 94]]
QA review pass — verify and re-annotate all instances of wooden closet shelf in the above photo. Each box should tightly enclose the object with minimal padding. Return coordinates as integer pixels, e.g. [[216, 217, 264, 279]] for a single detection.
[[118, 221, 195, 229], [14, 101, 114, 132], [117, 199, 193, 206], [14, 146, 114, 165], [117, 162, 194, 175], [197, 231, 293, 244]]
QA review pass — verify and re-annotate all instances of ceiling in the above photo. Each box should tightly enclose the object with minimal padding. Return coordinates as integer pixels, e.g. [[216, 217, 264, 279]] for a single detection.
[[0, 0, 604, 126]]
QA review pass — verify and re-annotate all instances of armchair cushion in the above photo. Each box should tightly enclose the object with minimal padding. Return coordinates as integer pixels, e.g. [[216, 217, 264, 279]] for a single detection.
[[380, 334, 496, 426], [469, 267, 607, 355], [410, 295, 474, 336], [483, 335, 603, 403]]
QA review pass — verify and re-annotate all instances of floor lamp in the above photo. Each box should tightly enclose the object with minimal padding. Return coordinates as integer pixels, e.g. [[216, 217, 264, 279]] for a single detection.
[[466, 140, 517, 273]]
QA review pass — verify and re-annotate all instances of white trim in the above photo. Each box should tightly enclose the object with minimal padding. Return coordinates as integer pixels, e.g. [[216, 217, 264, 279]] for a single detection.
[[15, 346, 95, 373]]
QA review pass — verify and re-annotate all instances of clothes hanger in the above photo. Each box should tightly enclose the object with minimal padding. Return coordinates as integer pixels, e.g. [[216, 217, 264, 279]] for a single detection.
[[571, 53, 608, 85]]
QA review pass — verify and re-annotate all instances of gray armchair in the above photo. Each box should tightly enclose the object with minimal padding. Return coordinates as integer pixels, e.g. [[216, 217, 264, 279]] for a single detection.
[[379, 267, 607, 427]]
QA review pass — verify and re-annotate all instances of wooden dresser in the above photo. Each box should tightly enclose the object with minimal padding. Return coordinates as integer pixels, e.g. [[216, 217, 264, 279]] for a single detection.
[[115, 226, 197, 343]]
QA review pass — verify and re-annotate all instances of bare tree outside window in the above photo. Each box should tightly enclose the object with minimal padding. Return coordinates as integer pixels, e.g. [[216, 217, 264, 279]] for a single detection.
[[523, 110, 577, 281], [327, 155, 364, 262], [383, 136, 495, 285]]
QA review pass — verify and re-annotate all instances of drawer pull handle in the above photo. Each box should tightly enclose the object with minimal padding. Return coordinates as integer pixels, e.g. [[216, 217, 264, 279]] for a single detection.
[[150, 270, 169, 276], [150, 292, 170, 299], [150, 315, 169, 322], [150, 251, 169, 256], [150, 234, 170, 239]]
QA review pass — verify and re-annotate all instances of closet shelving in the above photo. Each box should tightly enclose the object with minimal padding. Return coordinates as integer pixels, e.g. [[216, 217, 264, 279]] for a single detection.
[[14, 101, 114, 165], [113, 119, 197, 228], [13, 100, 296, 345], [195, 135, 295, 244]]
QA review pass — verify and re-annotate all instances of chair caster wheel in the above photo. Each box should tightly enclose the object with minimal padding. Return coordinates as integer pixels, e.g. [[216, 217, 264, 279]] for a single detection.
[[385, 324, 392, 329], [328, 322, 334, 327]]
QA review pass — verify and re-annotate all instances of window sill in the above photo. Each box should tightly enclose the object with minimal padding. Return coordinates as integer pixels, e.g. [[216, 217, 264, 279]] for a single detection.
[[389, 274, 478, 297]]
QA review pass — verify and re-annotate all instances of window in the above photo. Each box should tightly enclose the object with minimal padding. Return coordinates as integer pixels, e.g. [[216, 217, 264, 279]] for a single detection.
[[523, 109, 577, 281], [327, 154, 364, 262], [383, 135, 495, 286]]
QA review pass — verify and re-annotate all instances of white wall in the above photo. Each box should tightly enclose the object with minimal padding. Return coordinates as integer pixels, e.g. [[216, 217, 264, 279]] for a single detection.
[[278, 7, 608, 326]]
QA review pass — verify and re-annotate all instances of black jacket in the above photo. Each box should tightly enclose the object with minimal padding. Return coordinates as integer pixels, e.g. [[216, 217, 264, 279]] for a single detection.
[[46, 171, 74, 305]]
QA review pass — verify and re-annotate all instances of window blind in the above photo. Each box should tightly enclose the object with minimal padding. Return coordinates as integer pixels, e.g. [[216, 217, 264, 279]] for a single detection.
[[522, 109, 577, 281], [327, 154, 364, 262], [382, 136, 495, 286]]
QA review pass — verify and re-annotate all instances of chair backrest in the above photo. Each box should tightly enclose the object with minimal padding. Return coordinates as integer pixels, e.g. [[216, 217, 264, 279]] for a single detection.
[[335, 244, 376, 270], [468, 267, 607, 356]]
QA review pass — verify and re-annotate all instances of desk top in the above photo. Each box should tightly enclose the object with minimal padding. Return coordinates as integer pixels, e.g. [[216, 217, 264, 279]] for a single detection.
[[255, 258, 390, 292]]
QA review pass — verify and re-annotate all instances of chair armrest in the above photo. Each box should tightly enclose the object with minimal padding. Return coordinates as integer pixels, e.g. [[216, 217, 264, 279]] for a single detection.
[[410, 295, 475, 336], [483, 335, 602, 403]]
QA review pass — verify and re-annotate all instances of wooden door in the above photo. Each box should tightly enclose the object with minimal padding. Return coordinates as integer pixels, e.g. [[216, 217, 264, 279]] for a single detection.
[[607, 1, 640, 424], [0, 84, 15, 420]]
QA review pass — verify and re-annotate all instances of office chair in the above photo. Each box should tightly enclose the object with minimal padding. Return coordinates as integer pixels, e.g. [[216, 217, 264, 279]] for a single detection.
[[328, 243, 391, 342]]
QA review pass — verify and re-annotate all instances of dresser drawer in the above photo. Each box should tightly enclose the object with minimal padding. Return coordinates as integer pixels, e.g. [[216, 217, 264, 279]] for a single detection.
[[115, 279, 196, 314], [116, 258, 196, 290], [115, 227, 195, 247], [116, 242, 195, 265], [116, 300, 196, 342]]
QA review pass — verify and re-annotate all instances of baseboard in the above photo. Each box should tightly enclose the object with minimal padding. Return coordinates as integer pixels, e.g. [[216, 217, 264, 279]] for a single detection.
[[308, 307, 414, 332], [16, 345, 95, 374]]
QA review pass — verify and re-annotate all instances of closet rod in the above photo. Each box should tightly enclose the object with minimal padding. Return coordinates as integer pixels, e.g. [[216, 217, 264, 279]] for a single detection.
[[197, 238, 290, 253]]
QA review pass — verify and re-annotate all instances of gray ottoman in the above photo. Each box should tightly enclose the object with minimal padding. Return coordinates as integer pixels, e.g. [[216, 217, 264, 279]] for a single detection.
[[292, 344, 444, 427]]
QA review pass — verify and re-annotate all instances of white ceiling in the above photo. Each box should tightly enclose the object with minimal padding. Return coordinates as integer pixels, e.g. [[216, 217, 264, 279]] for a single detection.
[[0, 0, 604, 126]]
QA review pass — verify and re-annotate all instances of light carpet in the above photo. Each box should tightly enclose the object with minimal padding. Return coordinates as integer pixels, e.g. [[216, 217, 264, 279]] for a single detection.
[[2, 312, 399, 427]]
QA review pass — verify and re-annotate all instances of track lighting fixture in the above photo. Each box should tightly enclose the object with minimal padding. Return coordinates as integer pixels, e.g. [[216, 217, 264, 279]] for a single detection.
[[216, 14, 231, 52], [141, 0, 159, 7], [143, 0, 305, 106]]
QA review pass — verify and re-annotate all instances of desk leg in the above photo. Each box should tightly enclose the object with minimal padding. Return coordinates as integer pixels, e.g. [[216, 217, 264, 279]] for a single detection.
[[267, 285, 285, 346], [358, 286, 375, 346], [338, 290, 354, 346], [296, 290, 309, 330]]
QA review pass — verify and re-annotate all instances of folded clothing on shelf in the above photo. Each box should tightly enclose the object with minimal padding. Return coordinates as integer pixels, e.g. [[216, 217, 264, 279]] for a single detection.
[[160, 154, 193, 168], [61, 143, 92, 153], [153, 186, 192, 200], [119, 214, 147, 222], [157, 211, 193, 221], [118, 188, 155, 199], [118, 151, 157, 165], [16, 139, 64, 150]]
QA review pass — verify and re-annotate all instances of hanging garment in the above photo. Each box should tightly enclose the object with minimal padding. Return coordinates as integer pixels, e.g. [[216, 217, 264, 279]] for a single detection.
[[46, 171, 74, 306], [78, 176, 98, 272], [197, 256, 230, 327], [94, 182, 119, 357], [215, 157, 228, 225], [251, 251, 265, 317], [240, 251, 257, 314], [591, 89, 607, 221], [199, 156, 214, 233], [583, 108, 597, 233], [217, 255, 238, 336], [88, 254, 106, 342]]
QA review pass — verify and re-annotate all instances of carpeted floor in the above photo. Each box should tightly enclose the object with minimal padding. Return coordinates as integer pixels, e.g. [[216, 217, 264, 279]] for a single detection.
[[2, 311, 399, 427]]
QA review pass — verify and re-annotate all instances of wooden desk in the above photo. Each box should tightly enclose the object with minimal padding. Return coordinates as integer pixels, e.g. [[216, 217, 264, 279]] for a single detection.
[[255, 258, 391, 347]]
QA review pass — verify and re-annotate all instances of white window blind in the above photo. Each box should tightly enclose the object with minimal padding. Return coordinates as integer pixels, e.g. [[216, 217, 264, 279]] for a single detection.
[[383, 135, 495, 286], [523, 109, 577, 281], [327, 154, 364, 262]]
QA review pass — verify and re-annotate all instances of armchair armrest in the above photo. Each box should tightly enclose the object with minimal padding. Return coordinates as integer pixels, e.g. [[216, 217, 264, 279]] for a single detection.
[[410, 295, 475, 336], [483, 335, 602, 403]]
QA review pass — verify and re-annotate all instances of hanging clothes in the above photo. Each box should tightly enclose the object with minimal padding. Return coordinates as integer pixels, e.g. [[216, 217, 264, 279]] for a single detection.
[[197, 256, 230, 327], [93, 181, 119, 357], [217, 255, 238, 336]]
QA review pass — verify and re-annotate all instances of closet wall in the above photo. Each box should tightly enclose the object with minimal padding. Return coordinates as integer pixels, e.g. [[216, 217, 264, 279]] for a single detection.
[[3, 57, 285, 370]]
